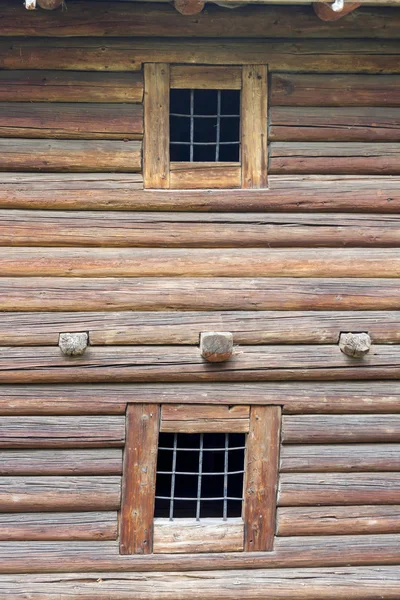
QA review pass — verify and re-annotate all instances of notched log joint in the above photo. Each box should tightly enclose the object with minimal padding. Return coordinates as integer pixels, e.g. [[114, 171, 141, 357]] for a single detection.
[[339, 332, 371, 358], [200, 331, 234, 363], [59, 332, 89, 356]]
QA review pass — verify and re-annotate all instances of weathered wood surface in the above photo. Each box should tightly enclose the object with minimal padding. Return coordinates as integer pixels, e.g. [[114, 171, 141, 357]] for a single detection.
[[169, 163, 241, 190], [1, 382, 400, 415], [0, 140, 141, 172], [160, 419, 249, 433], [0, 536, 399, 572], [143, 64, 169, 189], [3, 278, 400, 311], [162, 405, 250, 420], [6, 211, 400, 248], [0, 477, 121, 512], [281, 444, 400, 472], [244, 406, 280, 552], [0, 416, 125, 447], [0, 449, 122, 475], [282, 415, 400, 443], [3, 248, 400, 277], [271, 74, 400, 107], [1, 345, 400, 383], [0, 70, 143, 103], [270, 143, 400, 175], [153, 519, 244, 554], [2, 39, 400, 73], [120, 404, 159, 555], [2, 174, 400, 212], [277, 506, 400, 536], [170, 65, 241, 89], [0, 512, 118, 541], [0, 103, 143, 139], [270, 108, 400, 142], [1, 310, 398, 346], [279, 473, 400, 506], [1, 567, 400, 599], [1, 3, 399, 38]]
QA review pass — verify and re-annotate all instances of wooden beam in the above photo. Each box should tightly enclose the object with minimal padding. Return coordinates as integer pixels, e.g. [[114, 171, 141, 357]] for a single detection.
[[0, 449, 122, 475], [313, 2, 361, 21], [144, 63, 169, 189], [153, 519, 243, 553]]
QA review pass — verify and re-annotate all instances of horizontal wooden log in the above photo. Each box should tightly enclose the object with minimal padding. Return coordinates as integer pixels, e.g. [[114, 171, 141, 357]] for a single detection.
[[277, 506, 400, 536], [0, 477, 121, 512], [279, 473, 400, 505], [2, 278, 400, 311], [281, 444, 400, 472], [6, 211, 400, 248], [153, 519, 244, 554], [270, 74, 400, 107], [0, 449, 122, 475], [2, 174, 400, 213], [2, 39, 400, 73], [0, 70, 143, 103], [1, 567, 400, 599], [0, 512, 117, 541], [0, 416, 125, 447], [160, 419, 250, 433], [270, 108, 400, 142], [3, 248, 400, 277], [162, 405, 250, 420], [0, 536, 399, 572], [1, 382, 400, 415], [0, 140, 141, 172], [282, 415, 400, 443], [170, 66, 242, 89], [0, 345, 400, 383], [270, 143, 400, 175], [0, 103, 143, 139], [1, 3, 400, 39]]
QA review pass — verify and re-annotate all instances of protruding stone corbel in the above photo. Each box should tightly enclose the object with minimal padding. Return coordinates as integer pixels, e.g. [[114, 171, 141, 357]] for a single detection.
[[59, 332, 88, 356], [313, 2, 361, 21], [174, 0, 205, 15], [339, 332, 371, 358], [200, 331, 233, 363]]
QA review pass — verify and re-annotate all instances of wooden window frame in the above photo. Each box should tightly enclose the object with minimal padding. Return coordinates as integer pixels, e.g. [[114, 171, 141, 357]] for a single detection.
[[144, 63, 268, 190], [120, 404, 280, 555]]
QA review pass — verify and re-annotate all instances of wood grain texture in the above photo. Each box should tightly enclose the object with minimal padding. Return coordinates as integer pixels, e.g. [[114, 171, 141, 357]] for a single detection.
[[120, 404, 160, 555], [0, 140, 141, 172], [144, 63, 169, 189], [160, 419, 249, 433], [153, 519, 244, 553], [0, 477, 121, 512], [0, 449, 122, 475], [0, 512, 117, 541], [1, 567, 400, 598], [277, 506, 400, 536], [170, 65, 242, 89], [169, 163, 241, 190], [282, 415, 400, 443], [2, 174, 400, 213], [241, 65, 268, 188], [162, 405, 250, 420], [281, 444, 400, 472], [244, 406, 281, 551], [3, 248, 400, 277], [0, 103, 143, 139], [2, 278, 400, 311], [270, 107, 400, 142], [270, 143, 400, 175], [279, 473, 400, 506], [0, 416, 125, 447], [270, 73, 400, 107]]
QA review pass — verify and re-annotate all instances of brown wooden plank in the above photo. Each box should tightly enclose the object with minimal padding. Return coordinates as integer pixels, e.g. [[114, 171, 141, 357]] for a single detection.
[[282, 415, 400, 444], [162, 405, 250, 420], [1, 567, 400, 598], [160, 419, 249, 433], [281, 444, 400, 472], [0, 140, 141, 172], [0, 416, 125, 447], [120, 404, 160, 555], [244, 406, 281, 551], [0, 477, 121, 512], [144, 63, 169, 189], [279, 473, 400, 506], [270, 107, 400, 142], [241, 65, 268, 188], [153, 519, 244, 554], [0, 449, 122, 475], [277, 506, 400, 536], [2, 278, 400, 311], [169, 163, 241, 190], [170, 65, 242, 89], [3, 248, 400, 277], [0, 103, 143, 140], [0, 512, 117, 541], [0, 70, 143, 103]]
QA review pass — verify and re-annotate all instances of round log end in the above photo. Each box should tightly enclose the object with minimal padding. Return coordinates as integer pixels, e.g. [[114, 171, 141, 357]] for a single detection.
[[339, 332, 371, 358], [200, 331, 233, 363], [59, 332, 89, 357], [37, 0, 63, 10], [174, 0, 205, 15]]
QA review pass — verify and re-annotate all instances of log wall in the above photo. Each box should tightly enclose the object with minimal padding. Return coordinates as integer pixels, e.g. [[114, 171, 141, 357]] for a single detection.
[[1, 0, 400, 596]]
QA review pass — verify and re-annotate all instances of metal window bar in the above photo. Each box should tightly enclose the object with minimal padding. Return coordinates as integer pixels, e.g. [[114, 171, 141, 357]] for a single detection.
[[189, 89, 194, 162], [158, 445, 246, 451], [170, 113, 240, 119], [223, 433, 229, 520], [169, 433, 178, 521], [196, 433, 204, 521], [170, 141, 239, 146], [216, 90, 221, 161]]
